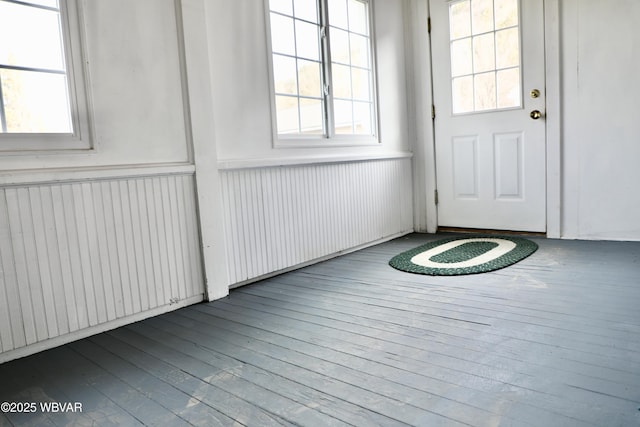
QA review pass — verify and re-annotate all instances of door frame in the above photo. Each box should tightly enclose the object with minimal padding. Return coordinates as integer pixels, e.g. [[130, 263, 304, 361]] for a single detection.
[[406, 0, 561, 237]]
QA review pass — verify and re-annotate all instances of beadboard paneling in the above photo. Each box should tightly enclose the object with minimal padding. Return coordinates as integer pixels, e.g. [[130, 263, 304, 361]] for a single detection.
[[0, 173, 204, 358], [221, 158, 413, 285]]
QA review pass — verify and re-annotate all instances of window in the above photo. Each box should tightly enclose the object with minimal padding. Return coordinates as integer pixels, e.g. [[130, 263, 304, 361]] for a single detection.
[[0, 0, 91, 151], [267, 0, 377, 144], [448, 0, 521, 114]]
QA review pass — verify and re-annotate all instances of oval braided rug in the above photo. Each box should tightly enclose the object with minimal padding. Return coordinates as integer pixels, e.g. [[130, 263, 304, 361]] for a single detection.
[[389, 235, 538, 276]]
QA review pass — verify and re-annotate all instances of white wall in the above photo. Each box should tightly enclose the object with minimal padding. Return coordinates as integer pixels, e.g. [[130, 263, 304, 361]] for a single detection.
[[560, 0, 640, 240]]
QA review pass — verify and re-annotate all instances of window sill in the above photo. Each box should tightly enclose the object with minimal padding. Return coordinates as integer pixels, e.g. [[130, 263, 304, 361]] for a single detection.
[[217, 151, 412, 171], [0, 133, 92, 154], [273, 134, 380, 149]]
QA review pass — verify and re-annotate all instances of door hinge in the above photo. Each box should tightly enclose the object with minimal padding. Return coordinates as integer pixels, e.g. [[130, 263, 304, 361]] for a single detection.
[[427, 17, 431, 34], [431, 105, 436, 120], [434, 189, 439, 205]]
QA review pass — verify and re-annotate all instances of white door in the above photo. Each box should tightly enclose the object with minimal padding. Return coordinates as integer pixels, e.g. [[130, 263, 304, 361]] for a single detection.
[[431, 0, 546, 232]]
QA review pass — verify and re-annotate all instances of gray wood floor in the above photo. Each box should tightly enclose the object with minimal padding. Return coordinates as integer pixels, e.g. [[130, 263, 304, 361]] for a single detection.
[[1, 233, 639, 427]]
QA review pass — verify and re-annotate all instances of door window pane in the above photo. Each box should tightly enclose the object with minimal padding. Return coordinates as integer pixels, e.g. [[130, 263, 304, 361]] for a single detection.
[[452, 76, 474, 113], [472, 32, 495, 73], [450, 1, 471, 39], [497, 67, 520, 108], [471, 0, 493, 35], [496, 27, 519, 68], [474, 71, 496, 111], [495, 0, 518, 29]]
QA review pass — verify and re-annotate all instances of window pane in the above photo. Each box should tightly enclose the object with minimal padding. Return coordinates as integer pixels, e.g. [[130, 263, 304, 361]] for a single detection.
[[270, 0, 293, 15], [331, 63, 352, 99], [449, 0, 471, 40], [451, 38, 472, 77], [353, 101, 372, 135], [348, 0, 368, 35], [495, 0, 518, 29], [293, 0, 318, 23], [0, 2, 65, 71], [299, 98, 323, 134], [334, 99, 353, 134], [452, 75, 474, 114], [270, 13, 296, 56], [275, 95, 299, 134], [474, 71, 496, 111], [496, 27, 519, 69], [351, 68, 370, 101], [298, 59, 321, 97], [497, 67, 520, 108], [1, 69, 71, 133], [472, 32, 495, 73], [328, 0, 348, 30], [330, 28, 350, 64], [350, 34, 369, 68], [272, 55, 297, 95], [295, 20, 320, 61], [471, 0, 493, 35]]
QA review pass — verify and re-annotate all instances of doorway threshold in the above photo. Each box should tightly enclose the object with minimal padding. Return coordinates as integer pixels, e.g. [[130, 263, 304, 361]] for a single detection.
[[437, 227, 546, 237]]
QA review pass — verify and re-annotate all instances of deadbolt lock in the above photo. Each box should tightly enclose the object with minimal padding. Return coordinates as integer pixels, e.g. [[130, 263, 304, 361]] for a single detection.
[[530, 89, 541, 98]]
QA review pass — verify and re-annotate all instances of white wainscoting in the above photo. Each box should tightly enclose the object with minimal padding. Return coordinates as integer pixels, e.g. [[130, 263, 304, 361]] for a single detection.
[[0, 172, 204, 362], [220, 157, 413, 285]]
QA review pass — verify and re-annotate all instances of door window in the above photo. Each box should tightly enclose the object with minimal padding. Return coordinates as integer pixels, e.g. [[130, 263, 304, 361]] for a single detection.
[[448, 0, 521, 114]]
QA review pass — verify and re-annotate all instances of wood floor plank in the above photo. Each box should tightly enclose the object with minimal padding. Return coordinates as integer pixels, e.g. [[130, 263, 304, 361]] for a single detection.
[[152, 310, 471, 427], [203, 292, 635, 426], [132, 316, 409, 427], [234, 281, 640, 380], [92, 330, 299, 427]]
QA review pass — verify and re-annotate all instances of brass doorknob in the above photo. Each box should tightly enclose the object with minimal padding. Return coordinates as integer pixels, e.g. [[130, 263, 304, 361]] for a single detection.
[[530, 110, 542, 120]]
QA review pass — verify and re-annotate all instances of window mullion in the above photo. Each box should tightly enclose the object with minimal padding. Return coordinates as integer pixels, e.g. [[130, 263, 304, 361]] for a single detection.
[[319, 0, 333, 138]]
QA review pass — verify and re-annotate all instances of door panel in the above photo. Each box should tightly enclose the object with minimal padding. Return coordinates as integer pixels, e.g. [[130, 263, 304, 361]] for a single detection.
[[431, 0, 546, 232]]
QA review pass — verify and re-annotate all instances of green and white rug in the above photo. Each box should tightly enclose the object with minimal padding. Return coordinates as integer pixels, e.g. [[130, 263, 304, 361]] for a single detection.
[[389, 235, 538, 276]]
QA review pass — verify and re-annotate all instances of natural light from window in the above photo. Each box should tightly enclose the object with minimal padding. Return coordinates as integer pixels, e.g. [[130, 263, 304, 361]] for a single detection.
[[268, 0, 375, 139], [0, 0, 73, 134], [448, 0, 521, 114]]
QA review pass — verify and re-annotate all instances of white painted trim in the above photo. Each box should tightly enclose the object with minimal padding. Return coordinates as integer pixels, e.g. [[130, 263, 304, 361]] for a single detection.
[[179, 0, 230, 301], [0, 163, 195, 186], [0, 295, 203, 364], [217, 151, 413, 170], [229, 230, 412, 289], [543, 0, 562, 238], [405, 0, 437, 233]]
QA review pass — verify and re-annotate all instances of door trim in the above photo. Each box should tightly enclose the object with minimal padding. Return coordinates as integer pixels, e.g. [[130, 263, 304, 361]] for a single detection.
[[416, 0, 561, 237]]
